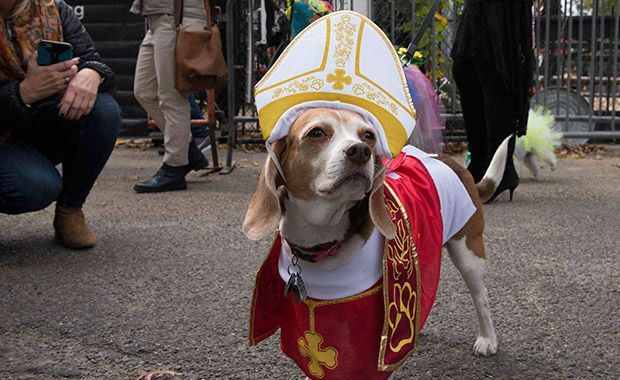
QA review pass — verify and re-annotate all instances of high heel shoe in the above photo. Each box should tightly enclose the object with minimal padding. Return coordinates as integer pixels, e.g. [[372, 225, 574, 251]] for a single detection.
[[486, 157, 519, 204], [486, 180, 518, 203]]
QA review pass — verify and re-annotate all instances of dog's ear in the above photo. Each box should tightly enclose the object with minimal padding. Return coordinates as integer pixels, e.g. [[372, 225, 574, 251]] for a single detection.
[[243, 140, 286, 240], [369, 161, 396, 240]]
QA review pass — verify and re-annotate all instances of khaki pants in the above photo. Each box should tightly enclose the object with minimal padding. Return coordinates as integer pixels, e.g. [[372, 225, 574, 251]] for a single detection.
[[134, 14, 206, 167]]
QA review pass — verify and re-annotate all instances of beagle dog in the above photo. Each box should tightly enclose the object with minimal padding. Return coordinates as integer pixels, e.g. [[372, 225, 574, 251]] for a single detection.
[[244, 108, 507, 376]]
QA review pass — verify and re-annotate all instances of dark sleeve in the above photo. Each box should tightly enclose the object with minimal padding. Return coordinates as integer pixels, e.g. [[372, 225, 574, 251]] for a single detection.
[[0, 80, 35, 134], [56, 0, 116, 92]]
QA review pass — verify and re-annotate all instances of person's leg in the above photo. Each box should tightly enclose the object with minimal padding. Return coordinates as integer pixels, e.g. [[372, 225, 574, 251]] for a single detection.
[[475, 61, 519, 201], [189, 93, 204, 120], [134, 16, 211, 193], [133, 15, 190, 193], [134, 27, 167, 133], [475, 61, 518, 158], [151, 14, 192, 167], [452, 56, 488, 182], [187, 94, 210, 170], [0, 141, 62, 215], [54, 93, 121, 208], [25, 93, 121, 248]]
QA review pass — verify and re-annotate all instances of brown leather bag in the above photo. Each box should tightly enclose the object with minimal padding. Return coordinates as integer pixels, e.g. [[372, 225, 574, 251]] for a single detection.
[[174, 0, 228, 92]]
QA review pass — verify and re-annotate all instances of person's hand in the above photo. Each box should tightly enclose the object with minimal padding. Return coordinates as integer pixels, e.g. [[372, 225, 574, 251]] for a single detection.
[[19, 53, 79, 105], [58, 68, 101, 120]]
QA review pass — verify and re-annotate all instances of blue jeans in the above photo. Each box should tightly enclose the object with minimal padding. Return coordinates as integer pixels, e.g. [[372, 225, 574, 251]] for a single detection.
[[0, 93, 121, 215]]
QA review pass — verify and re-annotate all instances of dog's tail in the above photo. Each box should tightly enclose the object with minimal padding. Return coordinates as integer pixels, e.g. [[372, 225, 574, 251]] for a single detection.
[[476, 135, 512, 203]]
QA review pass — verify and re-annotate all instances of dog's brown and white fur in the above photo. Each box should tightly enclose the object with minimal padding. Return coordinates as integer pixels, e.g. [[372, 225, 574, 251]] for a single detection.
[[244, 108, 507, 358]]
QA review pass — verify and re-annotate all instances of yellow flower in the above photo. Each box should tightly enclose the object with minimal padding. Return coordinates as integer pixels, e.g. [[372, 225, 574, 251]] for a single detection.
[[434, 12, 448, 27]]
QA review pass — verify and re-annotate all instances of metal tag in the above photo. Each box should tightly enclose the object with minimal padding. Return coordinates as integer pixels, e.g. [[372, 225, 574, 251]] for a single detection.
[[294, 273, 308, 303], [284, 272, 308, 304], [284, 273, 296, 298]]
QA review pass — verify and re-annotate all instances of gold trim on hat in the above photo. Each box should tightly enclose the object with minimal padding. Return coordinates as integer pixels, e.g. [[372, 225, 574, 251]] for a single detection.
[[255, 11, 418, 157], [354, 21, 416, 119], [257, 92, 408, 155], [256, 12, 415, 116]]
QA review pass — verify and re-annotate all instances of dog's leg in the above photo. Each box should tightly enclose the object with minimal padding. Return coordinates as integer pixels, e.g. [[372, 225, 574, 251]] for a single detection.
[[544, 150, 558, 171], [524, 152, 540, 179], [445, 238, 497, 356]]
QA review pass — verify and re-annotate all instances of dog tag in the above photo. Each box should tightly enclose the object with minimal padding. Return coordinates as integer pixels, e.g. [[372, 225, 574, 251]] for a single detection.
[[294, 273, 308, 303], [284, 273, 308, 304], [284, 273, 296, 298]]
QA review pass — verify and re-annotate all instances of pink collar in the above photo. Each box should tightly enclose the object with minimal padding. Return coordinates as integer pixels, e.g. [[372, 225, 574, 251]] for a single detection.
[[285, 237, 344, 263]]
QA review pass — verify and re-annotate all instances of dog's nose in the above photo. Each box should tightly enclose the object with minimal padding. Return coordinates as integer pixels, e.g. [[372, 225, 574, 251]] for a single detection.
[[344, 143, 371, 165]]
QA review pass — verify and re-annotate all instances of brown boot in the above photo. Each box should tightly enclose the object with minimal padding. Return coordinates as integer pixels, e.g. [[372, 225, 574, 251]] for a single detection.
[[53, 206, 97, 249]]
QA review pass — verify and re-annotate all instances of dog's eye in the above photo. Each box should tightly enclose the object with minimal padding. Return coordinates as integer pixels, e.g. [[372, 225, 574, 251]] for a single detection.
[[307, 128, 326, 138], [363, 131, 375, 140]]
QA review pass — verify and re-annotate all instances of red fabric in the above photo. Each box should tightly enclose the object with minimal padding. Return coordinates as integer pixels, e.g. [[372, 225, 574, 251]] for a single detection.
[[249, 236, 285, 346], [384, 153, 443, 331], [249, 152, 443, 378], [280, 283, 386, 379], [250, 237, 388, 379]]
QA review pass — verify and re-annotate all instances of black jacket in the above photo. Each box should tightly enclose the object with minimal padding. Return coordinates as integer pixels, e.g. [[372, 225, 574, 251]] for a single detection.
[[0, 0, 115, 135], [451, 0, 534, 136]]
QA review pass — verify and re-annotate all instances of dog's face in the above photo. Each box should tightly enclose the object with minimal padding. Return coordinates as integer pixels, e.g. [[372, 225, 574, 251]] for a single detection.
[[282, 108, 378, 201], [243, 108, 396, 241]]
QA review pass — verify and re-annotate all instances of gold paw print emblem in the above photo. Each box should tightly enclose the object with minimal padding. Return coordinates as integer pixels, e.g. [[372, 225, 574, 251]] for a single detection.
[[297, 331, 338, 378], [326, 69, 352, 90], [388, 282, 416, 352]]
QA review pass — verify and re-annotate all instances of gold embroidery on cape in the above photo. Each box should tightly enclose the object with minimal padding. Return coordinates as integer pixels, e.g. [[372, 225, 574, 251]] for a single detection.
[[385, 198, 416, 352], [387, 283, 417, 352], [304, 283, 382, 310], [385, 197, 399, 220], [297, 284, 381, 377], [298, 331, 338, 379], [327, 69, 352, 90], [385, 206, 414, 281], [272, 76, 325, 99], [333, 14, 356, 68], [378, 183, 422, 372]]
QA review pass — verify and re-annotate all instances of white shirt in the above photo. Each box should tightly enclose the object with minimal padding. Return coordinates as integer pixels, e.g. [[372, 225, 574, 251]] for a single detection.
[[278, 145, 476, 300]]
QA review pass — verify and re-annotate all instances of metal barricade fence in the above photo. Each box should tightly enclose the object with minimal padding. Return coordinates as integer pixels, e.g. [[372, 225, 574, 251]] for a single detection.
[[223, 0, 619, 164], [531, 0, 620, 140], [371, 0, 620, 140], [224, 0, 348, 165]]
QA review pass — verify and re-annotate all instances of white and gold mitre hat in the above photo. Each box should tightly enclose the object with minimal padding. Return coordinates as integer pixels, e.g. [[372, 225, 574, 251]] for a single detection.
[[254, 11, 417, 158]]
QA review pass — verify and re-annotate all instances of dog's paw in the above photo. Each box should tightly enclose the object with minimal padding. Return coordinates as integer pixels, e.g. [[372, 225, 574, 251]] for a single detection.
[[473, 335, 497, 357]]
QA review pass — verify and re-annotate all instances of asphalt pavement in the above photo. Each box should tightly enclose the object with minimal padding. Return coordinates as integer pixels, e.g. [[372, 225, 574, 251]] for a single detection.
[[1, 146, 619, 380]]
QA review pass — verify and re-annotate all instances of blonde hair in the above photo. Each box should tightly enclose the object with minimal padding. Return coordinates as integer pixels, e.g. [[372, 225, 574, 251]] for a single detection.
[[5, 0, 55, 23], [8, 0, 31, 21]]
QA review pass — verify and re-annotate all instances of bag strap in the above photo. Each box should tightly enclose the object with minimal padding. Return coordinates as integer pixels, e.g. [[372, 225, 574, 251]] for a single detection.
[[203, 0, 213, 28], [174, 0, 183, 27], [175, 0, 214, 30]]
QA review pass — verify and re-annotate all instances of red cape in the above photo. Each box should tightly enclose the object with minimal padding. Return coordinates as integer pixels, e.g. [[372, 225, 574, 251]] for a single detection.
[[249, 153, 443, 379]]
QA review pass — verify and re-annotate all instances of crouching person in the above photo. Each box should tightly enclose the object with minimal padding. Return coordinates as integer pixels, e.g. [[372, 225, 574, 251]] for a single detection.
[[0, 0, 121, 249]]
